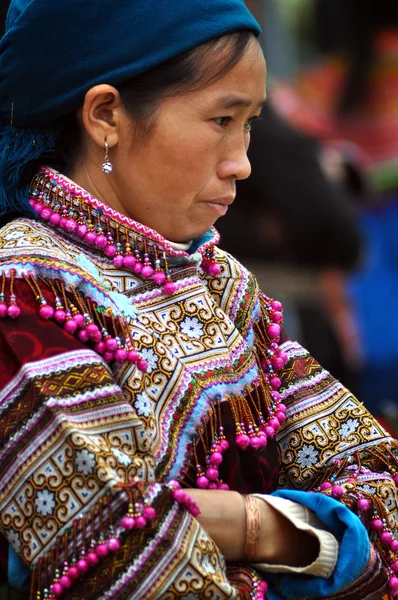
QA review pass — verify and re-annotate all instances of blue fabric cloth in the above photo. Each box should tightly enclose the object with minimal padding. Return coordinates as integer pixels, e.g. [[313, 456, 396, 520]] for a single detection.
[[266, 490, 370, 599], [8, 546, 30, 592], [0, 0, 260, 128]]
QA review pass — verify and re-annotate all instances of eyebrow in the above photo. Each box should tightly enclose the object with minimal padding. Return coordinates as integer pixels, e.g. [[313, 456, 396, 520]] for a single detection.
[[216, 94, 266, 110]]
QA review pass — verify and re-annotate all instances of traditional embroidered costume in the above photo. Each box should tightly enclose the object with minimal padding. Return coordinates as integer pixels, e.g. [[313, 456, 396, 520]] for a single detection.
[[0, 168, 397, 599]]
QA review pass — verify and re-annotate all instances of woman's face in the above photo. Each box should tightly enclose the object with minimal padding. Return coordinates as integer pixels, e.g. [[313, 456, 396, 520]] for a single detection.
[[108, 38, 266, 242]]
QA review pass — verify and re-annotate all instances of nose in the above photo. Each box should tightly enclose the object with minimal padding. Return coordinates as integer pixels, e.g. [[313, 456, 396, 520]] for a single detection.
[[217, 142, 252, 181]]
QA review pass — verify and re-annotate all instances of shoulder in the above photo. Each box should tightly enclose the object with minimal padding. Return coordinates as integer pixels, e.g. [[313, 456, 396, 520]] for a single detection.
[[0, 217, 72, 260]]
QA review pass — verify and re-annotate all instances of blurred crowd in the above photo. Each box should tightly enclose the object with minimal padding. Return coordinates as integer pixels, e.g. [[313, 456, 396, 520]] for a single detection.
[[218, 0, 398, 428]]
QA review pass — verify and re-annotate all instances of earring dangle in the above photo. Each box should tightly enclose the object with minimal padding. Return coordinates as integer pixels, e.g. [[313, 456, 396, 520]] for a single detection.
[[102, 138, 113, 174]]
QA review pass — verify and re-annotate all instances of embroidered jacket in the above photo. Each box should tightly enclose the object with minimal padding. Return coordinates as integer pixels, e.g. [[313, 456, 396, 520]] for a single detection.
[[0, 169, 396, 599]]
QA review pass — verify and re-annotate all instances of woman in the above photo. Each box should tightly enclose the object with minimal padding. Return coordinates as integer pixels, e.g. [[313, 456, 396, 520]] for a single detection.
[[0, 1, 396, 598]]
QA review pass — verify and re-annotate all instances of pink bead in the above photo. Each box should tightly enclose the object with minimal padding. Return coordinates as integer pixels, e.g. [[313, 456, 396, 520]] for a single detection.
[[173, 489, 186, 502], [141, 265, 154, 279], [96, 543, 109, 558], [381, 531, 393, 545], [87, 551, 99, 565], [7, 304, 20, 318], [76, 224, 88, 237], [41, 207, 52, 220], [332, 486, 344, 499], [271, 357, 285, 370], [95, 234, 107, 248], [137, 358, 148, 372], [219, 438, 229, 452], [267, 323, 281, 339], [59, 216, 68, 229], [105, 244, 117, 258], [163, 281, 177, 295], [357, 498, 371, 511], [208, 482, 218, 490], [394, 474, 398, 486], [264, 426, 275, 438], [391, 540, 398, 552], [51, 582, 63, 597], [271, 311, 284, 323], [275, 411, 286, 423], [127, 350, 139, 363], [54, 309, 66, 322], [153, 271, 166, 285], [209, 451, 223, 466], [269, 417, 280, 431], [85, 322, 98, 336], [206, 467, 219, 480], [236, 433, 250, 448], [320, 481, 333, 491], [270, 390, 281, 402], [123, 255, 136, 268], [85, 231, 96, 244], [208, 263, 221, 276], [135, 516, 147, 529], [59, 575, 72, 589], [39, 304, 54, 319], [35, 202, 44, 214], [113, 254, 124, 267], [371, 518, 384, 532], [143, 506, 156, 520], [279, 351, 288, 363], [250, 436, 262, 449], [103, 351, 114, 362], [278, 403, 287, 413], [219, 482, 230, 490], [271, 300, 283, 311], [190, 506, 201, 517], [392, 560, 398, 573], [107, 538, 121, 552], [50, 213, 61, 225], [121, 515, 135, 529], [133, 262, 142, 274], [0, 302, 7, 317], [197, 475, 209, 489], [389, 577, 398, 590], [66, 218, 77, 232], [78, 328, 89, 342], [258, 432, 268, 448], [115, 348, 127, 361], [105, 337, 118, 351], [76, 558, 89, 573], [73, 313, 85, 327], [67, 566, 80, 580], [269, 376, 281, 389]]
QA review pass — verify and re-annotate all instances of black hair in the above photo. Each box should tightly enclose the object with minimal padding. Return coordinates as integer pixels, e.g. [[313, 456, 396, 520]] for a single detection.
[[315, 0, 398, 116], [49, 30, 256, 173]]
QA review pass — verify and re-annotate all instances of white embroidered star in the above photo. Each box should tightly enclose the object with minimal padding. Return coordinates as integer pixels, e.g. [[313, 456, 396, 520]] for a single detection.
[[35, 489, 56, 517], [6, 529, 21, 553], [359, 484, 376, 495], [338, 418, 359, 438], [75, 449, 96, 476], [180, 316, 204, 340], [140, 348, 158, 374], [111, 447, 132, 466], [134, 392, 154, 417], [297, 444, 319, 469]]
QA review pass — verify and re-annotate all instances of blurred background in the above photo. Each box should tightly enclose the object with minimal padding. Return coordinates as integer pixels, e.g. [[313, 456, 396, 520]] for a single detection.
[[218, 0, 398, 429]]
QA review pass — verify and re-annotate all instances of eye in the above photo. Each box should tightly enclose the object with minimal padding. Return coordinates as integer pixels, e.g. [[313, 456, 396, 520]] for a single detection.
[[214, 116, 232, 128], [244, 117, 258, 131]]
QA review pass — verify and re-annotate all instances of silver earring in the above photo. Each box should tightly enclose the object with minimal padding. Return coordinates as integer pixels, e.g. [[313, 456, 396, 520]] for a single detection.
[[101, 138, 113, 174]]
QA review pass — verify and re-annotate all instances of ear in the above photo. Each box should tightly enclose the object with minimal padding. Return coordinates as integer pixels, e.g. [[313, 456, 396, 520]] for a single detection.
[[80, 84, 125, 149]]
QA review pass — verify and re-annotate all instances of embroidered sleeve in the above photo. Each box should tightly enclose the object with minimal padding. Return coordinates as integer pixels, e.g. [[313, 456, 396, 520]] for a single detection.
[[0, 278, 267, 600], [255, 292, 397, 599]]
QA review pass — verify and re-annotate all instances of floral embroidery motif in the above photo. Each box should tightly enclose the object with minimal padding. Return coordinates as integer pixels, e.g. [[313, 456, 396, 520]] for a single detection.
[[75, 449, 96, 475], [297, 444, 319, 469], [111, 448, 132, 466], [338, 418, 359, 438], [35, 489, 56, 517], [134, 392, 154, 417], [140, 348, 158, 374], [6, 529, 21, 553], [180, 316, 204, 340]]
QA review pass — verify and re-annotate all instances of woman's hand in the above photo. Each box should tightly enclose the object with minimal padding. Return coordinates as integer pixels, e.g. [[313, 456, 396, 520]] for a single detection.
[[185, 489, 319, 566]]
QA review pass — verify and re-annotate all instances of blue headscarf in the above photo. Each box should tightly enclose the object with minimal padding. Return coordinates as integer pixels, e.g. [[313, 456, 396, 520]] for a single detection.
[[0, 0, 261, 216]]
